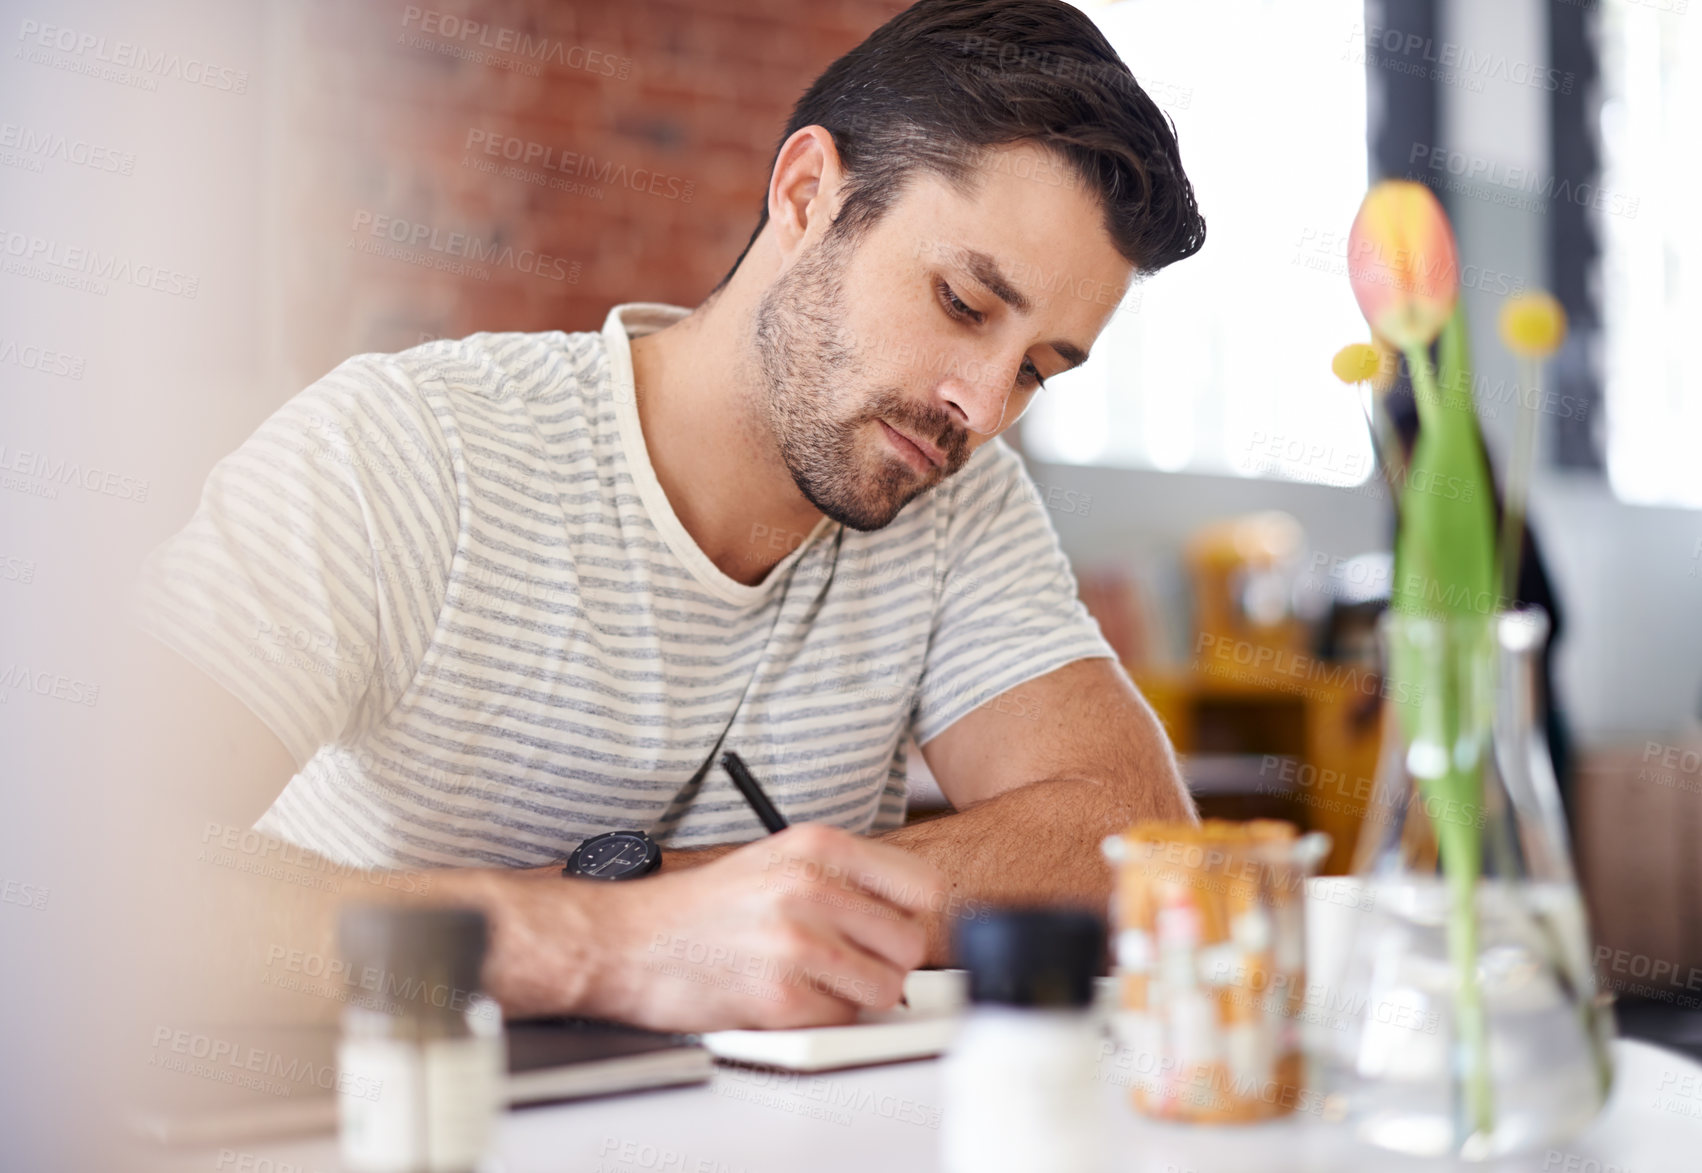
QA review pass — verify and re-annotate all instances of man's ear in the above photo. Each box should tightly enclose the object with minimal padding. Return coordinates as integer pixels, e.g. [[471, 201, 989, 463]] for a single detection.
[[766, 125, 845, 262]]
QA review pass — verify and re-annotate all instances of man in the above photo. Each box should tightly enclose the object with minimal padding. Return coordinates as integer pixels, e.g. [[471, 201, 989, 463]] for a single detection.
[[132, 0, 1204, 1032]]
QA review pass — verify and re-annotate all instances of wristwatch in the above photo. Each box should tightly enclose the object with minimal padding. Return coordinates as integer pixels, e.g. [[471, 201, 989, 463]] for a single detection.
[[561, 830, 662, 881]]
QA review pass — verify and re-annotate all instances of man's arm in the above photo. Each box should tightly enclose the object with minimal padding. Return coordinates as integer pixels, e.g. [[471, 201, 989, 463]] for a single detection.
[[890, 657, 1194, 964], [121, 627, 944, 1033], [662, 659, 1192, 964], [665, 659, 1193, 960]]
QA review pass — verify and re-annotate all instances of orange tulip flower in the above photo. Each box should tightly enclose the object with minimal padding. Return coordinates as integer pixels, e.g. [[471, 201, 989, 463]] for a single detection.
[[1347, 181, 1460, 350]]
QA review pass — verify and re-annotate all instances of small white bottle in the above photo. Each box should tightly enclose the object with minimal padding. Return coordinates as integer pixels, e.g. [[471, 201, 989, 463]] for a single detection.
[[337, 905, 504, 1173], [940, 908, 1108, 1173]]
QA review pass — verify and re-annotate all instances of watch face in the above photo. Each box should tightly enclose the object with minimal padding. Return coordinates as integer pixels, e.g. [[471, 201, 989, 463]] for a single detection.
[[572, 832, 657, 880]]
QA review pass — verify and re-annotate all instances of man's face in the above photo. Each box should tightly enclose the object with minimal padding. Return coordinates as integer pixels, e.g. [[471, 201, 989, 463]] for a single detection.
[[753, 140, 1134, 532]]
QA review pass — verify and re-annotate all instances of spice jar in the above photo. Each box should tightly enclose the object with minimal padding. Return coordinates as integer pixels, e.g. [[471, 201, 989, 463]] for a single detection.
[[336, 905, 504, 1173], [1102, 819, 1330, 1124]]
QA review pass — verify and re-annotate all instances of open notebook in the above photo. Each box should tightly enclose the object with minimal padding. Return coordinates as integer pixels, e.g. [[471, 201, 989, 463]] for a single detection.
[[702, 967, 971, 1072], [703, 968, 1123, 1072]]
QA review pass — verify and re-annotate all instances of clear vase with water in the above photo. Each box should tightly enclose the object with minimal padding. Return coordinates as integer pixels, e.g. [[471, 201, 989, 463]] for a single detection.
[[1313, 608, 1615, 1160]]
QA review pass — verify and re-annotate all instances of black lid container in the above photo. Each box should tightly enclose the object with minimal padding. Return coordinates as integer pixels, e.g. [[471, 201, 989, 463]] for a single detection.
[[953, 906, 1106, 1009]]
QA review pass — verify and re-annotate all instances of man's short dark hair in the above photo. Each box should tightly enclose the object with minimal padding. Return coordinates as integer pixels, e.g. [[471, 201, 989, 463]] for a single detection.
[[709, 0, 1205, 295]]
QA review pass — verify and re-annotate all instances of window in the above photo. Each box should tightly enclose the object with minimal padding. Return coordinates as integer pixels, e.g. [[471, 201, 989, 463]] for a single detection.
[[1597, 0, 1702, 508], [1024, 0, 1374, 488]]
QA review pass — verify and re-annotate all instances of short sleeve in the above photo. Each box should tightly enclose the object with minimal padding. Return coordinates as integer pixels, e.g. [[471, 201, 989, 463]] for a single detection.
[[129, 355, 458, 767], [911, 441, 1116, 745]]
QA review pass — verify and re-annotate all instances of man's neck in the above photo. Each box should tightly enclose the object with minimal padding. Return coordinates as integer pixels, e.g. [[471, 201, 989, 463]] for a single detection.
[[628, 294, 826, 587]]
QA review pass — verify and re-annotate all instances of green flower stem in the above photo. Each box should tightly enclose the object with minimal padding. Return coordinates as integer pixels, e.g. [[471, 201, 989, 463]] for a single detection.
[[1406, 337, 1443, 414], [1500, 355, 1539, 607], [1401, 342, 1496, 1143], [1439, 771, 1493, 1140], [1354, 383, 1408, 520]]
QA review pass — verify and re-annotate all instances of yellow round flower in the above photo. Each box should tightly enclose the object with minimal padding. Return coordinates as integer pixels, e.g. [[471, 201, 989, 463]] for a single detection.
[[1332, 343, 1382, 385], [1499, 292, 1567, 358]]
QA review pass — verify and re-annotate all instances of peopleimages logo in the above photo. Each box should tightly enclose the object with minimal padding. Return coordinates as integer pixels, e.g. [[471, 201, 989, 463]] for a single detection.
[[14, 19, 250, 94], [464, 130, 695, 202], [1409, 145, 1639, 219], [149, 1027, 381, 1101], [349, 209, 579, 284], [0, 663, 100, 706], [0, 121, 136, 175], [1346, 22, 1573, 94], [0, 337, 85, 380], [399, 6, 632, 81], [0, 444, 150, 502], [0, 228, 200, 298], [0, 553, 37, 585]]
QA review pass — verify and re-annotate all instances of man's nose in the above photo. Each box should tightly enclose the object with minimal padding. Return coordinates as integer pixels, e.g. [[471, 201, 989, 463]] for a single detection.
[[938, 354, 1018, 436]]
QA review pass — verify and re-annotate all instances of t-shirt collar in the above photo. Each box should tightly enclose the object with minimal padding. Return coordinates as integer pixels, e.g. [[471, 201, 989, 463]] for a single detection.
[[600, 302, 832, 608]]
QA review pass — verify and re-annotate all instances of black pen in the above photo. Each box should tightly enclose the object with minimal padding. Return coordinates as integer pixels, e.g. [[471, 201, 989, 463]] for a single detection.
[[720, 751, 789, 833]]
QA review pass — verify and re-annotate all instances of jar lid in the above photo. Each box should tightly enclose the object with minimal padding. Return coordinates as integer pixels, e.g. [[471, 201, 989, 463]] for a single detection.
[[953, 907, 1105, 1008], [337, 905, 488, 1012]]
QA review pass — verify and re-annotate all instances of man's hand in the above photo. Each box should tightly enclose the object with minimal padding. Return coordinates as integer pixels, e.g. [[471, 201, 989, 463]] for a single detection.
[[481, 824, 946, 1033]]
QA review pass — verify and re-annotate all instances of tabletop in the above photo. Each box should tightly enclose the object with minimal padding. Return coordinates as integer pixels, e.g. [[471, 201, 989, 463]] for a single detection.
[[148, 1036, 1702, 1173]]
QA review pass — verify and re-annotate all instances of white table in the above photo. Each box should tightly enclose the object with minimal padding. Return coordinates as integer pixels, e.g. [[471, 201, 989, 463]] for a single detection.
[[153, 1037, 1702, 1172]]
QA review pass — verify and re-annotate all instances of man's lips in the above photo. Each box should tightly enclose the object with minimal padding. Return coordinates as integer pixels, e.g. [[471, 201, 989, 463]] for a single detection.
[[878, 419, 945, 470]]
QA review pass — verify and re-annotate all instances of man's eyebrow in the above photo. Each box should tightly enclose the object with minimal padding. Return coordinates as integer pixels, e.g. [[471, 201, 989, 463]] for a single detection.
[[950, 244, 1093, 371], [1051, 339, 1090, 370], [959, 246, 1032, 315]]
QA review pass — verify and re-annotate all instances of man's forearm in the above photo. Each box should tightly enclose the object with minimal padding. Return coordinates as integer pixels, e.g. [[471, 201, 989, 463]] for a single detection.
[[876, 770, 1194, 965], [157, 842, 605, 1026], [148, 846, 436, 1026], [659, 843, 739, 872]]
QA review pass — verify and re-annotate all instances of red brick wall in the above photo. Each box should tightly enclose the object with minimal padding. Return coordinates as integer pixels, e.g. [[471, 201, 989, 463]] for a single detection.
[[274, 0, 909, 379]]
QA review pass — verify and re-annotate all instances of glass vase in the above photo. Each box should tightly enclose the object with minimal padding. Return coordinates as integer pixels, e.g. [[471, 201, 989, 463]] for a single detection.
[[1313, 608, 1615, 1160]]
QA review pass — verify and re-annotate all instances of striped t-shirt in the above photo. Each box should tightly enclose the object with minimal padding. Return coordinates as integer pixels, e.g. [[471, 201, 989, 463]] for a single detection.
[[132, 303, 1116, 869]]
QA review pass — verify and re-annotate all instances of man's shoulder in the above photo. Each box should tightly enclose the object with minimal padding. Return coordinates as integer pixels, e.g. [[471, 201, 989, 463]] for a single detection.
[[379, 328, 607, 402], [275, 329, 608, 464], [313, 330, 605, 415]]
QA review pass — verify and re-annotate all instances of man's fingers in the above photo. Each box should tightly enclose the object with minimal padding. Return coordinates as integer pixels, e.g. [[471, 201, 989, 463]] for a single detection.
[[779, 921, 909, 1014], [601, 826, 954, 1031], [823, 832, 949, 917], [757, 823, 948, 918], [799, 885, 930, 976], [762, 872, 926, 984], [760, 983, 863, 1030]]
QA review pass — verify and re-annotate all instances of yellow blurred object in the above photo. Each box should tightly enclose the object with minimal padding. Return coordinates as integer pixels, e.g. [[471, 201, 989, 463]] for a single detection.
[[1331, 343, 1381, 385], [1167, 514, 1382, 874], [1499, 292, 1568, 358], [1184, 512, 1306, 658]]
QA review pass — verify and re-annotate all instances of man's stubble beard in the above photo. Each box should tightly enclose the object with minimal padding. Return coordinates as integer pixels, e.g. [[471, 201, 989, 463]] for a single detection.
[[752, 230, 969, 532]]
